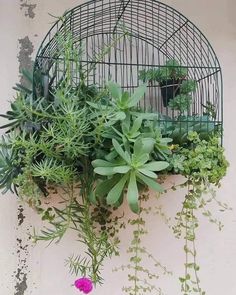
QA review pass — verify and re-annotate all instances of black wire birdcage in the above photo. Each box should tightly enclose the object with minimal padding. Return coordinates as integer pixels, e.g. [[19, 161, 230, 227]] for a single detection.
[[33, 0, 223, 141]]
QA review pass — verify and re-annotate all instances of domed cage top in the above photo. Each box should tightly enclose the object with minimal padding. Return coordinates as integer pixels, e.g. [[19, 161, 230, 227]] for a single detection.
[[33, 0, 223, 140]]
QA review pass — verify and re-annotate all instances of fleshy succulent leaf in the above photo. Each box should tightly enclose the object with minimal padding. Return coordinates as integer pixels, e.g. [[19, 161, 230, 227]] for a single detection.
[[143, 161, 169, 171], [106, 174, 129, 205], [94, 167, 116, 176], [112, 139, 131, 163], [137, 172, 164, 193], [138, 168, 157, 178], [92, 159, 117, 168], [128, 84, 147, 108], [108, 81, 122, 101], [127, 171, 139, 213], [113, 166, 131, 174]]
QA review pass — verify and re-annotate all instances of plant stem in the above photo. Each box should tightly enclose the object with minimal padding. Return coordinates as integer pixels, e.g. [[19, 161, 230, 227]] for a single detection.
[[184, 208, 189, 294], [134, 213, 141, 295], [191, 209, 201, 294]]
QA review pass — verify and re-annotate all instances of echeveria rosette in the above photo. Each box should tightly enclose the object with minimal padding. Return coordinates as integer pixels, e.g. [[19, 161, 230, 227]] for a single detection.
[[92, 138, 169, 213], [87, 81, 147, 128], [107, 81, 147, 112], [74, 278, 93, 294]]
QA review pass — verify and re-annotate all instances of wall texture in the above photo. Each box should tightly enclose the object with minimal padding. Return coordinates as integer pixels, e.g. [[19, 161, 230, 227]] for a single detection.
[[0, 1, 235, 295]]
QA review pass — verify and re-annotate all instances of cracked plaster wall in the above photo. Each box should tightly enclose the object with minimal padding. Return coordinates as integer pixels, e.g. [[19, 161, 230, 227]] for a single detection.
[[0, 1, 236, 295]]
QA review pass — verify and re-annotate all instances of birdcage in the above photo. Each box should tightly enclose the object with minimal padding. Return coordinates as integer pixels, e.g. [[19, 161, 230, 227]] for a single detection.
[[33, 0, 223, 141]]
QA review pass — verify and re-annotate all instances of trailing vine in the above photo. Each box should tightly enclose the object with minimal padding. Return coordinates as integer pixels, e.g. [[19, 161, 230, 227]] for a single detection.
[[114, 195, 172, 295], [171, 133, 229, 295]]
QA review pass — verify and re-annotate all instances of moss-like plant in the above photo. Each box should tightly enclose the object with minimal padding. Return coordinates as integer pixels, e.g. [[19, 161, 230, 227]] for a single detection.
[[139, 59, 188, 82]]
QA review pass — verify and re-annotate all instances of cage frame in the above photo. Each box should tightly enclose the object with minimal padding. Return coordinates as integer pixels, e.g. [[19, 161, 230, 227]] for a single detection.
[[33, 0, 223, 142]]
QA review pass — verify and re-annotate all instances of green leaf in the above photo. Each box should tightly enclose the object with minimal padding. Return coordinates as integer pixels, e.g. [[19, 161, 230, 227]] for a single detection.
[[179, 277, 186, 283], [112, 139, 130, 163], [120, 92, 130, 105], [86, 101, 102, 109], [0, 122, 18, 130], [113, 165, 131, 174], [95, 175, 121, 198], [92, 159, 116, 168], [133, 138, 143, 159], [14, 83, 32, 94], [141, 138, 155, 154], [112, 111, 126, 121], [138, 168, 157, 178], [108, 81, 122, 100], [130, 117, 143, 134], [21, 68, 33, 84], [106, 174, 129, 205], [127, 171, 139, 213], [134, 153, 149, 166], [143, 161, 169, 171], [105, 150, 118, 162], [88, 190, 97, 205], [133, 138, 155, 161], [128, 84, 147, 107], [137, 172, 164, 192], [94, 167, 116, 176], [111, 126, 124, 138]]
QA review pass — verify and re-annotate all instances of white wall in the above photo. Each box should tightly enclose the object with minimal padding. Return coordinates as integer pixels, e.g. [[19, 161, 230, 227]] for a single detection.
[[0, 1, 235, 295]]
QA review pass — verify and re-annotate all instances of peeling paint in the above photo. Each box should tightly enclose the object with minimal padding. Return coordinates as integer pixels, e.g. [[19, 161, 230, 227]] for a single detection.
[[13, 5, 36, 293], [13, 205, 30, 295], [18, 206, 25, 226], [20, 0, 37, 19], [14, 235, 29, 295], [18, 36, 34, 84], [14, 273, 28, 295]]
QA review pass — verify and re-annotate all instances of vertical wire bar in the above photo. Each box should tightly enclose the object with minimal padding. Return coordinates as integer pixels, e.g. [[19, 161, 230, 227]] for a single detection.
[[164, 5, 168, 118], [172, 9, 176, 121], [207, 40, 211, 133], [157, 2, 161, 115], [144, 0, 150, 111], [114, 0, 118, 83], [136, 0, 140, 92], [186, 19, 190, 135], [79, 6, 82, 85], [108, 0, 112, 80], [92, 1, 96, 86], [193, 25, 197, 116], [150, 0, 155, 111], [130, 5, 134, 95]]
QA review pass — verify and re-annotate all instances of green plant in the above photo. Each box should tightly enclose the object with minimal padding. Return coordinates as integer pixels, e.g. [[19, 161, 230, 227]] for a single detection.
[[0, 27, 229, 295], [168, 94, 193, 113], [114, 197, 172, 295], [168, 79, 197, 113], [159, 115, 217, 145], [202, 101, 217, 119], [0, 136, 20, 193], [93, 138, 169, 213], [139, 59, 197, 113], [180, 80, 197, 94], [139, 59, 188, 83], [170, 132, 229, 294]]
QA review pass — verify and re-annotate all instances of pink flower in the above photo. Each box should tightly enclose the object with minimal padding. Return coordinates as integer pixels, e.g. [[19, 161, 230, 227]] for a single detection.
[[74, 278, 93, 294]]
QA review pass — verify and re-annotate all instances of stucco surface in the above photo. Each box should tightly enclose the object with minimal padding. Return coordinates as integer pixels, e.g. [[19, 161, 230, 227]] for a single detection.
[[0, 1, 235, 294]]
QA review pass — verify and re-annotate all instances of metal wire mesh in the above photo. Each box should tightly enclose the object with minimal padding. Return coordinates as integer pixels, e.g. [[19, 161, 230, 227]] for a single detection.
[[33, 0, 223, 137]]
